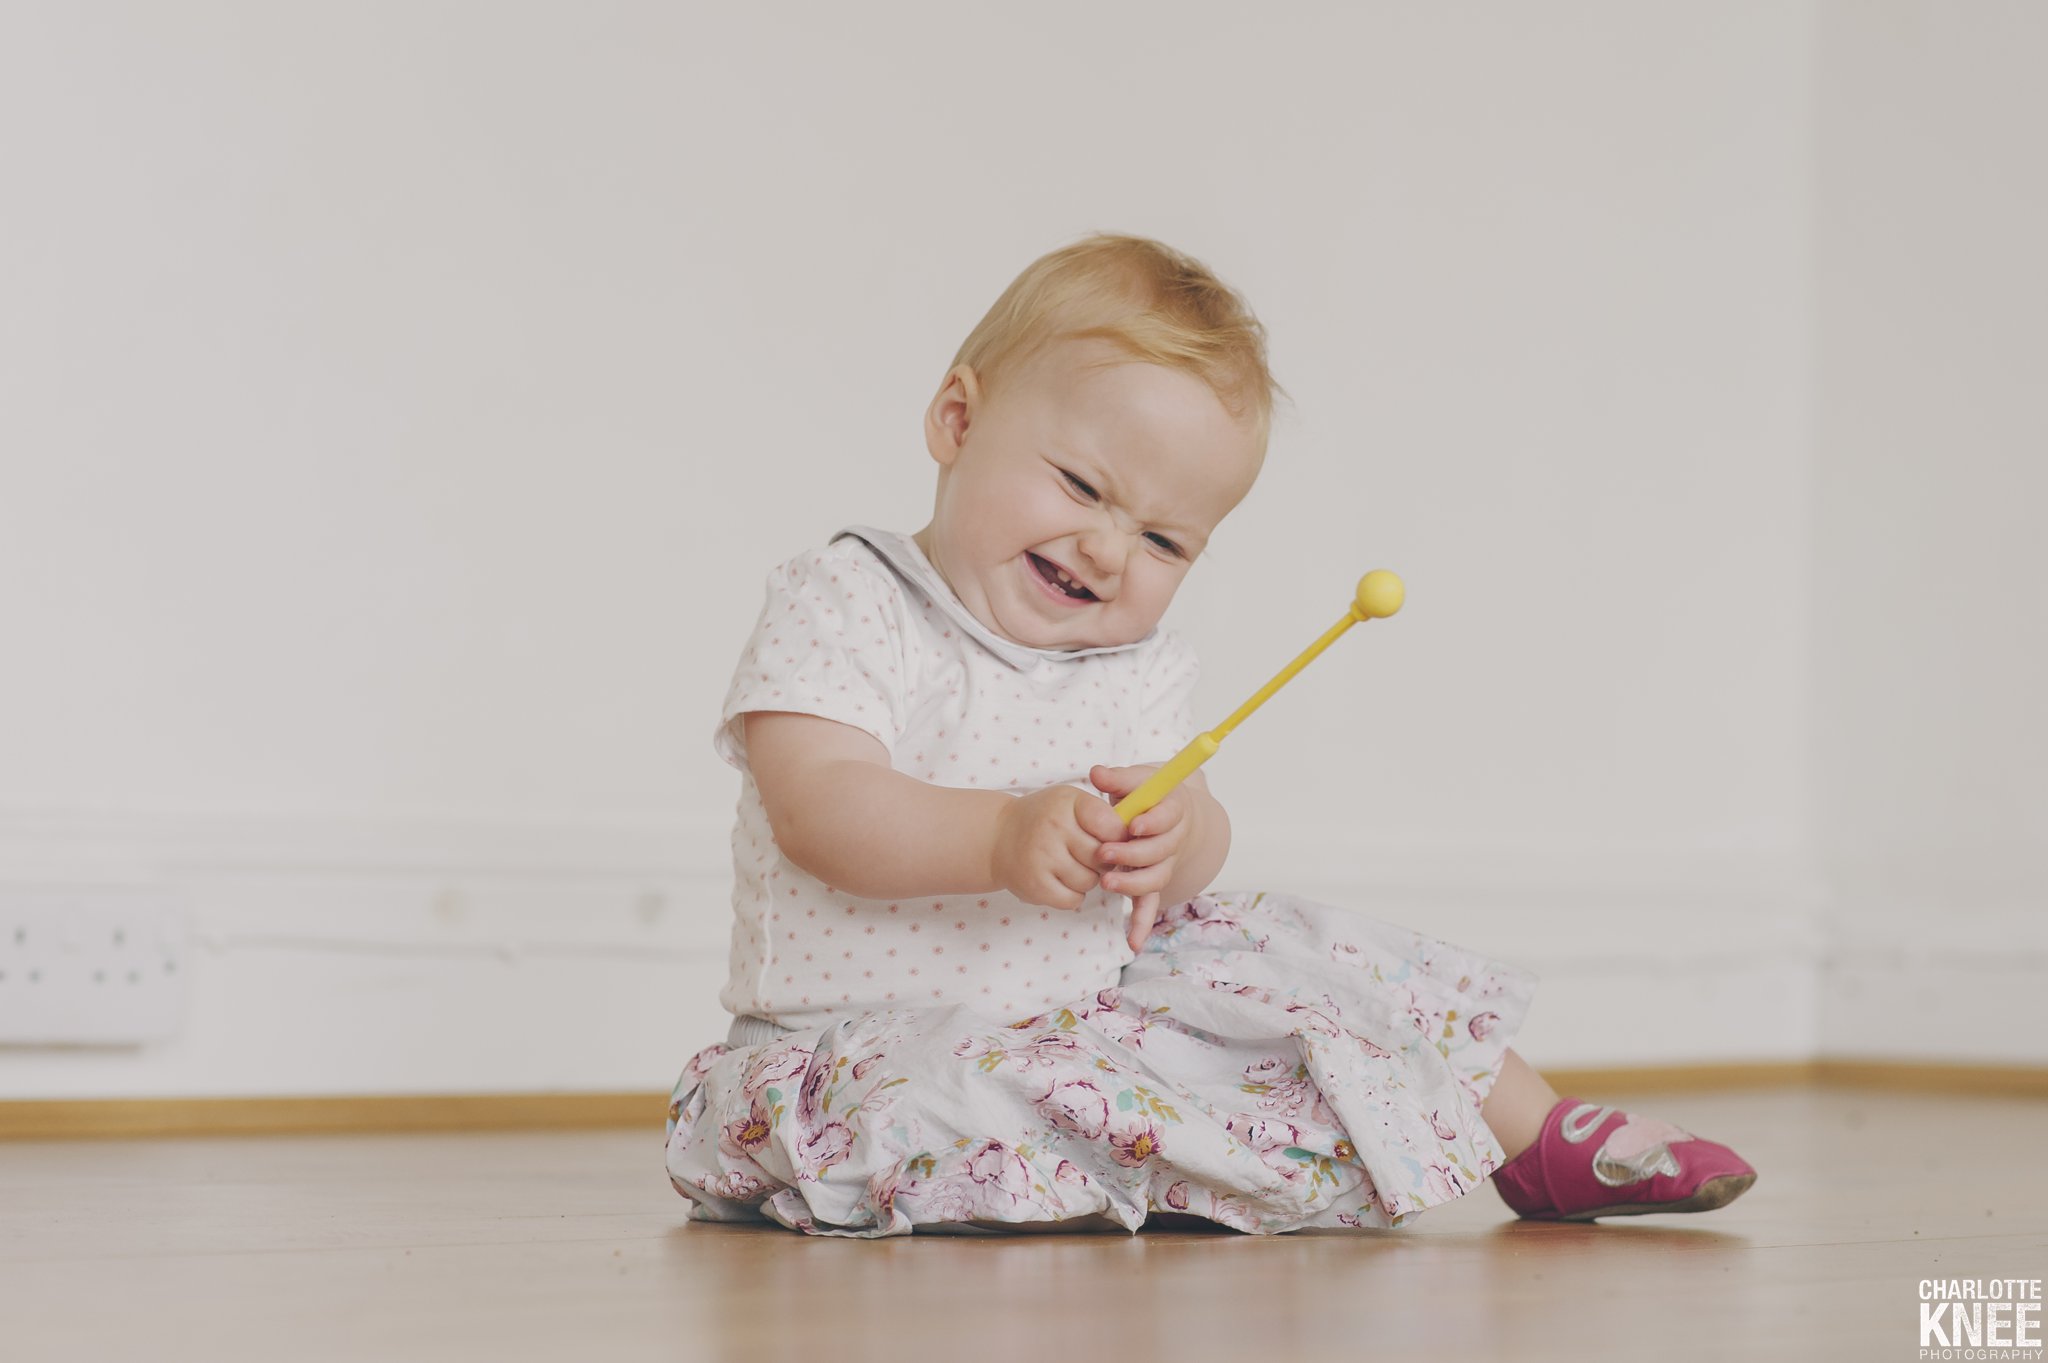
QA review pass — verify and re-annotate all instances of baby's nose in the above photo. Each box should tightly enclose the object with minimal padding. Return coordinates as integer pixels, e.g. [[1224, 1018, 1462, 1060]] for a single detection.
[[1079, 527, 1127, 576]]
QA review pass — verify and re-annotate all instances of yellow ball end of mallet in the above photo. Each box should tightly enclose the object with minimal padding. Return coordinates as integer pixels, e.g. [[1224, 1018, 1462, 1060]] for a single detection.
[[1353, 569, 1405, 620]]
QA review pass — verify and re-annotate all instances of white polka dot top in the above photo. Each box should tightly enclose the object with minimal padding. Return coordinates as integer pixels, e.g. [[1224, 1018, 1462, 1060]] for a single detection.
[[714, 526, 1202, 1032]]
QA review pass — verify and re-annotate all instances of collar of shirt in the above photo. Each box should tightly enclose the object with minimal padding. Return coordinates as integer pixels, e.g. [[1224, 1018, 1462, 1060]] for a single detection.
[[833, 525, 1155, 671]]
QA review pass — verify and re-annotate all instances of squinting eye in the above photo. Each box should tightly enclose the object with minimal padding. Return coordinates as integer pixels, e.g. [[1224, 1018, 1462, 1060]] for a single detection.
[[1145, 532, 1183, 558], [1061, 470, 1099, 500]]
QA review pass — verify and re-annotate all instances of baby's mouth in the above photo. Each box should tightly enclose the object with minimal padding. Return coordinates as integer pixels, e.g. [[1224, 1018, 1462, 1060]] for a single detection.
[[1026, 552, 1096, 601]]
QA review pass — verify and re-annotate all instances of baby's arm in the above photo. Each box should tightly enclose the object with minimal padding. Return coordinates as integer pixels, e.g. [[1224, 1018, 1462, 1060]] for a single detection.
[[742, 710, 1126, 908]]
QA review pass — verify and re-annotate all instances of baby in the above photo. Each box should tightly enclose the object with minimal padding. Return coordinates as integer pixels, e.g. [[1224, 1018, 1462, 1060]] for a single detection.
[[663, 233, 1757, 1236]]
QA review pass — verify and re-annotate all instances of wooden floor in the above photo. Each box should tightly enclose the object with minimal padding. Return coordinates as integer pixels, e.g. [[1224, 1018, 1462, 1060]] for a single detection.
[[4, 1085, 2043, 1362]]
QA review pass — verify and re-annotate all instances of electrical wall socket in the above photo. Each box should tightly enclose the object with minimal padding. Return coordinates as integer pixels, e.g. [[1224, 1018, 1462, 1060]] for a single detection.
[[0, 884, 189, 1045]]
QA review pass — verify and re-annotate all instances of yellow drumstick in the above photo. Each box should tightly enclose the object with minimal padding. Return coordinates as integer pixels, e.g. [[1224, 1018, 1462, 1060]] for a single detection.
[[1112, 570, 1405, 824]]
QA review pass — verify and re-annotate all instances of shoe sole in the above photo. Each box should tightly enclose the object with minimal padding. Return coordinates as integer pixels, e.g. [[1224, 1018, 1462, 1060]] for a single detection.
[[1550, 1171, 1758, 1222]]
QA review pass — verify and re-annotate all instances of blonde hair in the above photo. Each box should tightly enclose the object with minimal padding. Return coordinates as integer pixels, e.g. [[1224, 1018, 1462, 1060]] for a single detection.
[[950, 233, 1286, 453]]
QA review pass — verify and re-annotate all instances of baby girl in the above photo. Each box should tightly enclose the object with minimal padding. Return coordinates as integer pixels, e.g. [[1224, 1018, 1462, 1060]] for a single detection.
[[663, 233, 1757, 1236]]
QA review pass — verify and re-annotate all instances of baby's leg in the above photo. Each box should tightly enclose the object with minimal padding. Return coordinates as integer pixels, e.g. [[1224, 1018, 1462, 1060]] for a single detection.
[[1480, 1047, 1562, 1161]]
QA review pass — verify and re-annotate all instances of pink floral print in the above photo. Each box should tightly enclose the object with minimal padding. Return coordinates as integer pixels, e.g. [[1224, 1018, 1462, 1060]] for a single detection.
[[665, 890, 1536, 1237]]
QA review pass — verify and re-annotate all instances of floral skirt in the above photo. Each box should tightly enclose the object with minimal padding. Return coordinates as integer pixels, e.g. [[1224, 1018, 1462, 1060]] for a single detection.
[[663, 890, 1538, 1237]]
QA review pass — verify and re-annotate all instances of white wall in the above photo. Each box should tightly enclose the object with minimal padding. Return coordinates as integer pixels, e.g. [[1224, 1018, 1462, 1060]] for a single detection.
[[1810, 0, 2048, 1063], [0, 2, 2034, 1100]]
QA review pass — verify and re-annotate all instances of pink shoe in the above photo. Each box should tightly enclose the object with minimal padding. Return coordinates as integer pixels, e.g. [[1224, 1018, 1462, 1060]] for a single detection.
[[1491, 1097, 1757, 1221]]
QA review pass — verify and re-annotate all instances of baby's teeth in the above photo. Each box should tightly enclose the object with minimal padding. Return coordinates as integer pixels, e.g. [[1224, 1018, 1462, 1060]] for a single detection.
[[1035, 554, 1087, 596]]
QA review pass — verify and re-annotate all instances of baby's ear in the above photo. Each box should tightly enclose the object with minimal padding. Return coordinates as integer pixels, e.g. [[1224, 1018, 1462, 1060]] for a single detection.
[[923, 364, 980, 467]]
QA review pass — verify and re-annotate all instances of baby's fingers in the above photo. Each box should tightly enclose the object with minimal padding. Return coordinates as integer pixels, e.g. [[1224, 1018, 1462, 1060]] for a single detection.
[[1123, 795, 1186, 841], [1102, 860, 1172, 898], [1073, 793, 1129, 845], [1126, 893, 1162, 953], [1049, 855, 1098, 903], [1098, 832, 1174, 872], [1033, 877, 1088, 912]]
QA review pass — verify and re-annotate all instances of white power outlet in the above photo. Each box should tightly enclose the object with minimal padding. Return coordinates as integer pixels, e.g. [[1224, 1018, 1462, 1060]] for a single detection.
[[0, 884, 189, 1044]]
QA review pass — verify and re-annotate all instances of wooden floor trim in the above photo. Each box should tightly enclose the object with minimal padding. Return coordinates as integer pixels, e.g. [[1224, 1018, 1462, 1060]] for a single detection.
[[0, 1091, 667, 1141], [1539, 1060, 1821, 1093], [1810, 1057, 2048, 1097], [1544, 1059, 2048, 1097], [3, 1060, 2042, 1140]]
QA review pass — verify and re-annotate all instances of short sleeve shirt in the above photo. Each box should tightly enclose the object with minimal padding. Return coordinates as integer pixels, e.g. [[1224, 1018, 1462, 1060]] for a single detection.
[[715, 526, 1202, 1031]]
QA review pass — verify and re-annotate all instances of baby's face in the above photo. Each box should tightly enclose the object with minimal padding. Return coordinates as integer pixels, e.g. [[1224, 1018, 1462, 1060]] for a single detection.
[[913, 337, 1263, 651]]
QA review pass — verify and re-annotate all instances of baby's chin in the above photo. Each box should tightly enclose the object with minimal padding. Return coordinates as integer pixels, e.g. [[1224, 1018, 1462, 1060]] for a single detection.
[[981, 607, 1148, 653]]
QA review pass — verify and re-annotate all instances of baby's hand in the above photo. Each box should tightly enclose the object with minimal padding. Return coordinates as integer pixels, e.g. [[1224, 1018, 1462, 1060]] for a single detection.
[[1087, 764, 1193, 953], [992, 784, 1127, 912]]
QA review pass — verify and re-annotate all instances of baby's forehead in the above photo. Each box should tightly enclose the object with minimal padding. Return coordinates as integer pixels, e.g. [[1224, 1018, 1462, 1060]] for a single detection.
[[1000, 337, 1264, 523]]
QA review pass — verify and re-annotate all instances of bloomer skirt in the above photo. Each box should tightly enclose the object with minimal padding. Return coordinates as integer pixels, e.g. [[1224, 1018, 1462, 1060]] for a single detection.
[[663, 889, 1538, 1237]]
